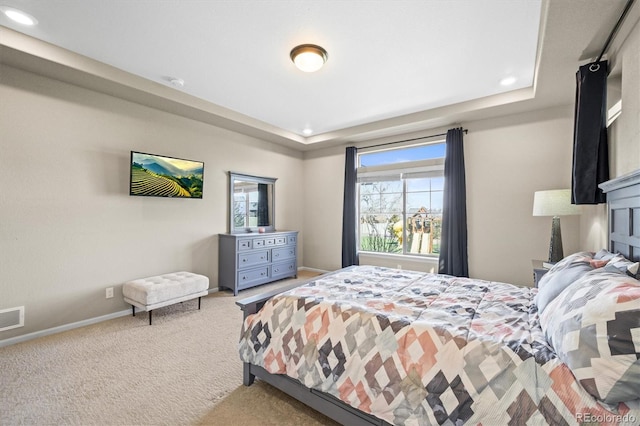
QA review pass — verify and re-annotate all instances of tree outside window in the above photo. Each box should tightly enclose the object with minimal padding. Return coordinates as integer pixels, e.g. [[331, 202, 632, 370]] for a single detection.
[[357, 143, 444, 257]]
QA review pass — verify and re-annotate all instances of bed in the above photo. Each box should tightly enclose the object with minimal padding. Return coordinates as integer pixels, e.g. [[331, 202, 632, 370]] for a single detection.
[[236, 170, 640, 425]]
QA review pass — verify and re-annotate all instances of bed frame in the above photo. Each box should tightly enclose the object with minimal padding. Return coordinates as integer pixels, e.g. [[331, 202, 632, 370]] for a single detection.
[[599, 169, 640, 261], [236, 169, 640, 425], [236, 266, 390, 426]]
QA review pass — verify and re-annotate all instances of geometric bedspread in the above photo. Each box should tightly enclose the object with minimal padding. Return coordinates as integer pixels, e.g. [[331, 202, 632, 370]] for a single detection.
[[239, 266, 640, 425]]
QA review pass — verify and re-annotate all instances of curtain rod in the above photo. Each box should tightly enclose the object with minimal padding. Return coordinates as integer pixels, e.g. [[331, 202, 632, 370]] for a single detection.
[[595, 0, 636, 64], [361, 129, 467, 150]]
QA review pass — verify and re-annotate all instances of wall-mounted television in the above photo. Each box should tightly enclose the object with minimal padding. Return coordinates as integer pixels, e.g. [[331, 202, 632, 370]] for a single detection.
[[130, 151, 204, 198]]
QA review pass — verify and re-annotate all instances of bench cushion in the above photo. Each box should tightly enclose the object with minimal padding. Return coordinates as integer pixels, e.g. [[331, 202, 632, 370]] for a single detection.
[[123, 272, 209, 309]]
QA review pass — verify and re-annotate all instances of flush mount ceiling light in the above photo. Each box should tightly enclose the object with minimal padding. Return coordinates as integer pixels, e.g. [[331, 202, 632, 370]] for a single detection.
[[1, 6, 38, 25], [290, 44, 328, 73]]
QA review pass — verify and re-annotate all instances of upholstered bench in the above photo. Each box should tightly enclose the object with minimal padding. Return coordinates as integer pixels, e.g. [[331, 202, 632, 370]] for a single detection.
[[123, 272, 209, 325]]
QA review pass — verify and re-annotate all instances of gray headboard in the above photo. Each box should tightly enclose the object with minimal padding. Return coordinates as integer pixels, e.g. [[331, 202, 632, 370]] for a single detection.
[[599, 169, 640, 262]]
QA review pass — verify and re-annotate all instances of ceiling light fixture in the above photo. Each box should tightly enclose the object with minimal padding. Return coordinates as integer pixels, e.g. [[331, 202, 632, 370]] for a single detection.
[[168, 77, 185, 88], [302, 128, 313, 136], [290, 44, 328, 73], [1, 6, 38, 25]]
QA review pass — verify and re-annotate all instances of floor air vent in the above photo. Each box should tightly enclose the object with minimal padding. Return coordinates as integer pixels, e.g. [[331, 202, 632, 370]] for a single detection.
[[0, 306, 24, 332]]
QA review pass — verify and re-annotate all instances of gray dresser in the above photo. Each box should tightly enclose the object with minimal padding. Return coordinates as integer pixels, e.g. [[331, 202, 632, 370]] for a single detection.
[[218, 231, 298, 295]]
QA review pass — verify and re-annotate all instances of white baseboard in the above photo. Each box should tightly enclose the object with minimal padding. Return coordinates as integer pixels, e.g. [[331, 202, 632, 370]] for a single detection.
[[0, 285, 268, 348], [298, 266, 330, 274], [0, 309, 131, 348]]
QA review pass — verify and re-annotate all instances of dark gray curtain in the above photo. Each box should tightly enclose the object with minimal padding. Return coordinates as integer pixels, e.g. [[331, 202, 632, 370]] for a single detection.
[[342, 146, 359, 268], [257, 183, 269, 226], [438, 128, 468, 277], [572, 60, 609, 204]]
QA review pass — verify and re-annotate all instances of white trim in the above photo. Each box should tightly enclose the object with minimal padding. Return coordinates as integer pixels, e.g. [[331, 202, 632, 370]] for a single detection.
[[359, 251, 439, 262], [0, 273, 314, 348], [607, 99, 621, 127], [299, 266, 330, 274], [0, 309, 131, 348], [358, 252, 439, 273]]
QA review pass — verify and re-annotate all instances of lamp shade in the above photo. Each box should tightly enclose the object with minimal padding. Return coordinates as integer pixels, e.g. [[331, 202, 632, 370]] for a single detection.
[[532, 189, 581, 217]]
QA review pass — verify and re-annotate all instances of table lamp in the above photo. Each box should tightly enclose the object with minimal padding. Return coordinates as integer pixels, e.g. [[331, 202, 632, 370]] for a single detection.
[[533, 189, 581, 263]]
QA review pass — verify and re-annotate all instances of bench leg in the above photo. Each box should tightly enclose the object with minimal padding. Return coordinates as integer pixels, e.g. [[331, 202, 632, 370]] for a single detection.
[[198, 297, 202, 310], [132, 305, 135, 317], [149, 310, 152, 325]]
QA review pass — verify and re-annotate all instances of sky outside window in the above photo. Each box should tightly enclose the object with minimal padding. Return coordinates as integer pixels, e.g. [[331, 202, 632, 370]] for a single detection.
[[359, 143, 445, 167]]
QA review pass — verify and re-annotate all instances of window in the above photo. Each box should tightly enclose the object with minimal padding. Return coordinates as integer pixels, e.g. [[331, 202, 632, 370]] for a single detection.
[[358, 143, 445, 257]]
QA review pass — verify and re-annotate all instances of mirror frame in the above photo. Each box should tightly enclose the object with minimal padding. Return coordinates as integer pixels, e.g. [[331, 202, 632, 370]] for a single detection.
[[228, 172, 277, 234]]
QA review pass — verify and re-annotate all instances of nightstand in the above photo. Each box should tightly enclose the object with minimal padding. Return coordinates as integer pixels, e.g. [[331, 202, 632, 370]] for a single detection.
[[531, 260, 553, 287]]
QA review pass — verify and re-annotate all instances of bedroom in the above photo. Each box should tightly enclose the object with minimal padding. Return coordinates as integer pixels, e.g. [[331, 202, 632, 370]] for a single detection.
[[1, 0, 639, 424]]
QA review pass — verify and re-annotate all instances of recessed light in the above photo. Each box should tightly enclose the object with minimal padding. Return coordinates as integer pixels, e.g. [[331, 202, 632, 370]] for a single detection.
[[1, 6, 38, 26], [302, 128, 313, 136], [500, 76, 517, 86], [168, 77, 185, 88]]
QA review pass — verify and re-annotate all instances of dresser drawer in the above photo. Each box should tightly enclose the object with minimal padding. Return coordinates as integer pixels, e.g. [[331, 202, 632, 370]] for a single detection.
[[271, 260, 296, 280], [238, 250, 270, 268], [275, 235, 288, 245], [253, 237, 276, 248], [237, 267, 270, 289], [237, 239, 252, 251], [272, 246, 296, 262], [287, 235, 297, 245]]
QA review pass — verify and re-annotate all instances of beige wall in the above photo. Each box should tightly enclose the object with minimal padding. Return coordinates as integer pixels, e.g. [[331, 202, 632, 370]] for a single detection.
[[581, 18, 640, 251], [2, 19, 639, 343], [302, 19, 640, 286], [303, 106, 579, 287], [465, 107, 579, 285], [0, 65, 304, 341], [610, 17, 640, 178]]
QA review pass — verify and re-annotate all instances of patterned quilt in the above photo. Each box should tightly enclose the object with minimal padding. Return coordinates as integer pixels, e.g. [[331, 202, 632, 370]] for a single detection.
[[239, 266, 640, 425]]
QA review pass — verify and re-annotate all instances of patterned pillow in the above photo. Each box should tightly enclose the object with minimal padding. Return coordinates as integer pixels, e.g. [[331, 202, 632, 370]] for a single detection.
[[594, 248, 619, 261], [535, 251, 596, 313], [540, 269, 640, 404], [605, 254, 640, 278]]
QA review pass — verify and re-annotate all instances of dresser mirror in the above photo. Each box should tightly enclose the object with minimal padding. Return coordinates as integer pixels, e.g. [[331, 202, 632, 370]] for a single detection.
[[229, 172, 276, 233]]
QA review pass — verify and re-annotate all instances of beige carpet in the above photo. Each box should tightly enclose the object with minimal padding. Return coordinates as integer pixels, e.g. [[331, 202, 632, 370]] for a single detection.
[[0, 271, 338, 425], [197, 380, 337, 426]]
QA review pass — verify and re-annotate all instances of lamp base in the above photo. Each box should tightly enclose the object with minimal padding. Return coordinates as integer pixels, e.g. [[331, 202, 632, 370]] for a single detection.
[[549, 216, 564, 263]]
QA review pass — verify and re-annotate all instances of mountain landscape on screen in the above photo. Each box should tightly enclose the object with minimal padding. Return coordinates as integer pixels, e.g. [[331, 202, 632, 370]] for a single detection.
[[130, 152, 204, 198]]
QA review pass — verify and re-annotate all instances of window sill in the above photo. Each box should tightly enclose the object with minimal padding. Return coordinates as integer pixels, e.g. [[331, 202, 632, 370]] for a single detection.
[[358, 252, 439, 273]]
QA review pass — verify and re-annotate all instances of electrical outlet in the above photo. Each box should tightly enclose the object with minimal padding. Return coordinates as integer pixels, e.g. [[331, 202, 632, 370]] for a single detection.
[[106, 287, 114, 299]]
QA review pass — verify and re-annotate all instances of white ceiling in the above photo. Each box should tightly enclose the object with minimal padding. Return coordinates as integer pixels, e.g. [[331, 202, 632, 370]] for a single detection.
[[0, 0, 637, 150]]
